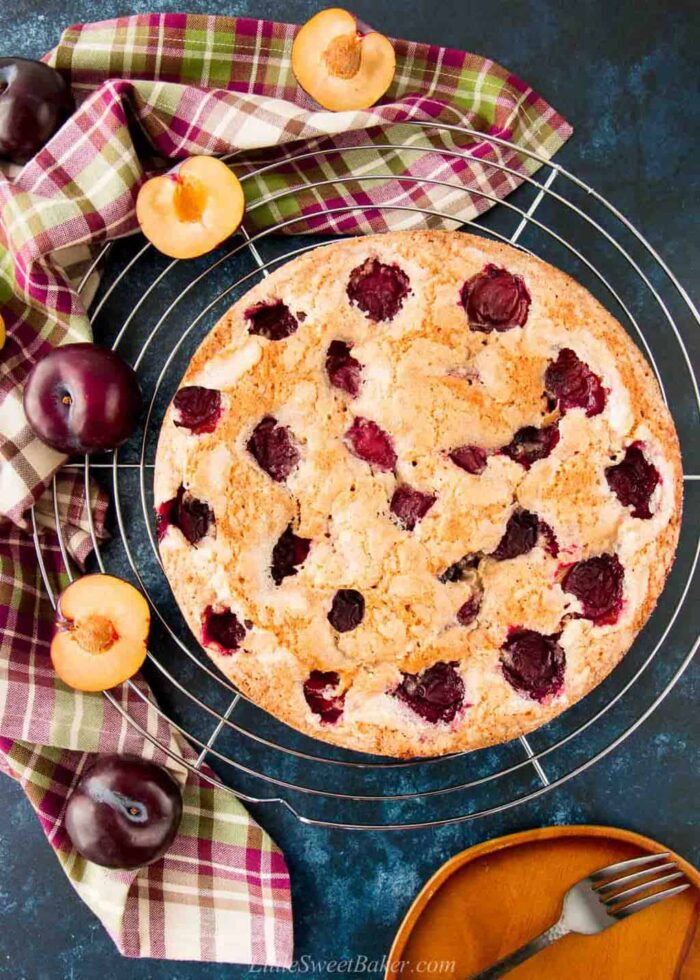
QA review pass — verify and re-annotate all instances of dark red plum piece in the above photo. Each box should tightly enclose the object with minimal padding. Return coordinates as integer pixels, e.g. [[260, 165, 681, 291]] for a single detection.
[[562, 553, 625, 625], [0, 58, 74, 164], [156, 499, 174, 542], [156, 500, 173, 542], [23, 343, 141, 454], [345, 417, 397, 471], [449, 444, 488, 475], [456, 592, 481, 626], [545, 348, 606, 417], [202, 606, 246, 653], [439, 553, 481, 583], [491, 510, 539, 561], [64, 754, 182, 869], [500, 629, 565, 701], [347, 258, 410, 322], [173, 385, 222, 434], [328, 589, 365, 633], [303, 670, 345, 724], [390, 485, 436, 531], [460, 264, 531, 332], [605, 443, 659, 519], [247, 416, 300, 482], [156, 485, 213, 546], [539, 521, 560, 558], [245, 300, 299, 341], [394, 661, 465, 724], [326, 340, 362, 397], [502, 423, 560, 469], [271, 525, 312, 585]]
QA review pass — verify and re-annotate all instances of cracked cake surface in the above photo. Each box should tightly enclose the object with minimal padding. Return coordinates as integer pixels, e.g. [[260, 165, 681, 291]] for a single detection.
[[154, 231, 682, 758]]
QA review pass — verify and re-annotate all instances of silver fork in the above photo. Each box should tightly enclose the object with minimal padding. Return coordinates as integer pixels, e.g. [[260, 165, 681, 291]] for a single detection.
[[468, 851, 690, 979]]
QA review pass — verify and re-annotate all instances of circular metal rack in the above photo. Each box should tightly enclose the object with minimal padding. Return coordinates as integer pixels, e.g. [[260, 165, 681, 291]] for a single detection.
[[33, 123, 699, 830]]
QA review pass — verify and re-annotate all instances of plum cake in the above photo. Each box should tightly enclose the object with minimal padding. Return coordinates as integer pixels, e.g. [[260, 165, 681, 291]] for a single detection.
[[154, 231, 682, 758]]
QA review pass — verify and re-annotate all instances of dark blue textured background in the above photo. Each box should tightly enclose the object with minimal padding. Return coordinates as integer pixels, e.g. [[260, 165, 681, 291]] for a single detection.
[[0, 2, 698, 978]]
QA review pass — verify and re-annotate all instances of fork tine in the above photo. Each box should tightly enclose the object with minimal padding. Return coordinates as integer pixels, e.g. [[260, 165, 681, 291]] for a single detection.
[[603, 871, 687, 906], [589, 851, 670, 883], [596, 862, 676, 894], [610, 883, 691, 920]]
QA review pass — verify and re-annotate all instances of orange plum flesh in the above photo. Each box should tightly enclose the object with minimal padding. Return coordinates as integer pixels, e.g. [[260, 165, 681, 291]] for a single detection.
[[292, 8, 395, 112], [51, 574, 150, 691], [136, 156, 245, 259]]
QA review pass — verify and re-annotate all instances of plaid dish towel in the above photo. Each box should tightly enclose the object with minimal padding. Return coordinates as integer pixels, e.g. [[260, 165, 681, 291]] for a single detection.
[[0, 474, 293, 964], [0, 11, 571, 964]]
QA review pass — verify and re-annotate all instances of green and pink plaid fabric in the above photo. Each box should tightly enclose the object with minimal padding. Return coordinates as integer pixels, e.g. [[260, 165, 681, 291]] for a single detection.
[[0, 472, 292, 964], [0, 11, 571, 964]]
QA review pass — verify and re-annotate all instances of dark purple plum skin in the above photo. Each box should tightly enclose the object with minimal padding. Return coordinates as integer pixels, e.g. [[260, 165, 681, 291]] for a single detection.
[[64, 754, 183, 869], [0, 58, 74, 164], [23, 343, 142, 454]]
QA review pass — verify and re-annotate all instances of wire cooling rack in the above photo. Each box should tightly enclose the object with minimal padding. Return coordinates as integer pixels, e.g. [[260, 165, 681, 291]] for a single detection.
[[32, 123, 700, 830]]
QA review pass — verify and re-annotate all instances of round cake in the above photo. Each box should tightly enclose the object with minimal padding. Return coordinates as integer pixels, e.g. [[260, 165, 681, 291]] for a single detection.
[[154, 231, 682, 758]]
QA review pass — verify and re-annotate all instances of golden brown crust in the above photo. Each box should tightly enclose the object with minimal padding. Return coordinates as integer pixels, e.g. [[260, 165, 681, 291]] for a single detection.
[[154, 231, 682, 758]]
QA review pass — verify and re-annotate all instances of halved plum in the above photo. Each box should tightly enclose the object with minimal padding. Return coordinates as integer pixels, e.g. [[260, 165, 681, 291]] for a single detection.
[[491, 510, 540, 561], [271, 525, 312, 585], [501, 423, 560, 469], [202, 605, 246, 653], [328, 589, 365, 632], [544, 348, 606, 417], [156, 485, 214, 546], [500, 629, 565, 701], [173, 385, 222, 434], [51, 575, 149, 692], [245, 300, 300, 341], [562, 554, 625, 625], [136, 156, 244, 260], [605, 443, 659, 519], [326, 340, 362, 397], [460, 264, 531, 333], [347, 258, 410, 322], [390, 484, 436, 531], [449, 444, 488, 475], [456, 592, 482, 626], [291, 8, 396, 112], [303, 670, 345, 724], [394, 661, 465, 724], [247, 416, 300, 482], [345, 416, 397, 471]]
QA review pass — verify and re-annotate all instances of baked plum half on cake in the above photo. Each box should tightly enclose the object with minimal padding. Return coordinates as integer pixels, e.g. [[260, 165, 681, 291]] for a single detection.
[[154, 231, 681, 758]]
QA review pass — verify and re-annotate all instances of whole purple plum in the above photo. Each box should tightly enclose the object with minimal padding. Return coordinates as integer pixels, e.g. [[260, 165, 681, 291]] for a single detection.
[[0, 58, 74, 164], [23, 343, 142, 454], [64, 754, 183, 869]]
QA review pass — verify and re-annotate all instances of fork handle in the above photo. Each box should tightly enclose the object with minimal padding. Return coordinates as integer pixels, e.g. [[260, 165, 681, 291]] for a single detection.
[[467, 919, 571, 979]]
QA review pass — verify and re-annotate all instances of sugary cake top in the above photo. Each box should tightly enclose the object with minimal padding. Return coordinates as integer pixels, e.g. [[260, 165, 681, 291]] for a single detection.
[[154, 231, 681, 758]]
